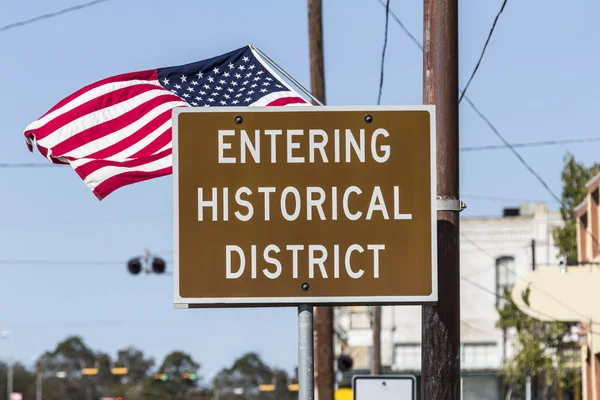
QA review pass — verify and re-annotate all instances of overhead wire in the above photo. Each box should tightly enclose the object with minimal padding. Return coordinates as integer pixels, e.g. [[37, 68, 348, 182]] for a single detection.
[[374, 0, 561, 204], [377, 0, 391, 105], [461, 234, 596, 325], [460, 137, 600, 152], [3, 135, 600, 169], [461, 194, 547, 203], [0, 259, 173, 266], [461, 96, 562, 205], [460, 275, 564, 323], [0, 0, 112, 33], [376, 0, 600, 249], [458, 0, 509, 104], [0, 163, 63, 168]]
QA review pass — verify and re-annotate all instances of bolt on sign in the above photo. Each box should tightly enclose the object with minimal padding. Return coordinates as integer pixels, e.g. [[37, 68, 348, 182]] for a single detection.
[[172, 106, 437, 307]]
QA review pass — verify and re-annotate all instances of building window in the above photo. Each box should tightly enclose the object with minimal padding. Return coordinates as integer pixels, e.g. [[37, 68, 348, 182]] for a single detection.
[[580, 213, 588, 262], [592, 189, 599, 258], [496, 256, 516, 306], [393, 343, 421, 371], [461, 342, 498, 370], [349, 307, 371, 329]]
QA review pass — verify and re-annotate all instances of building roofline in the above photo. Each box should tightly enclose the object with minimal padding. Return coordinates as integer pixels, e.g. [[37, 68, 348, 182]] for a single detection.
[[585, 172, 600, 189], [575, 198, 587, 214]]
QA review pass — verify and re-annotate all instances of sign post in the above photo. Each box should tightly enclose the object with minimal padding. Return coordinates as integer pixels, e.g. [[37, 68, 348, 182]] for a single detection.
[[298, 304, 314, 400], [172, 105, 437, 399]]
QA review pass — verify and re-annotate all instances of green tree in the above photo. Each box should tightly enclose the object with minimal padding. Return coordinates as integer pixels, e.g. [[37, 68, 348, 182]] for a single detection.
[[117, 346, 155, 384], [213, 353, 296, 400], [552, 153, 600, 263], [95, 347, 155, 399], [159, 350, 200, 380], [36, 335, 99, 400], [0, 362, 36, 399], [497, 287, 578, 395], [139, 351, 201, 400]]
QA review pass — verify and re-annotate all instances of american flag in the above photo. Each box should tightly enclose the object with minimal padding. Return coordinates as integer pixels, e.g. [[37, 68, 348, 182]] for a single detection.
[[23, 45, 309, 200]]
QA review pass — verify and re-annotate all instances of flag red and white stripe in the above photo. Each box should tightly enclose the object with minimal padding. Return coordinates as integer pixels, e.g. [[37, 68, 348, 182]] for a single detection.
[[23, 46, 308, 200]]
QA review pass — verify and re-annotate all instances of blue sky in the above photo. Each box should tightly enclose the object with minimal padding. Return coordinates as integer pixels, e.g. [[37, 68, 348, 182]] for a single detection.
[[1, 0, 599, 380]]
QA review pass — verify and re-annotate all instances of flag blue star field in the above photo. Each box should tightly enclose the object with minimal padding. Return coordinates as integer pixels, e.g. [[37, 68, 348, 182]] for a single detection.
[[23, 45, 309, 200]]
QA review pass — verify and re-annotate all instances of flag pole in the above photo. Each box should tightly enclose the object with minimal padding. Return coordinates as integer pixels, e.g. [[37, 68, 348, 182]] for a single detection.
[[249, 45, 324, 106]]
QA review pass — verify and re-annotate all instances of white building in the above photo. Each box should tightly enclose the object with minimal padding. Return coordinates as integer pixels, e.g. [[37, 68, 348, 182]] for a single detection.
[[334, 202, 563, 399]]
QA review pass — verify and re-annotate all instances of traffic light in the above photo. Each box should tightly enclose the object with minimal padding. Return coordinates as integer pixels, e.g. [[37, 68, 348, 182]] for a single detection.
[[153, 373, 168, 382], [258, 384, 275, 392], [127, 258, 142, 275], [337, 355, 353, 372], [111, 367, 128, 375], [181, 373, 197, 381], [151, 257, 166, 274], [81, 368, 99, 376]]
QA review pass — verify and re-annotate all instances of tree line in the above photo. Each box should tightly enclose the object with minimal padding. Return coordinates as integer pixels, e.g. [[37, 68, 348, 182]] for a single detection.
[[0, 335, 297, 400]]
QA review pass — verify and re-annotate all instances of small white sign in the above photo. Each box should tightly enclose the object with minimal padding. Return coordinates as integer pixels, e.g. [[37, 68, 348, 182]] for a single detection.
[[10, 393, 23, 400], [353, 375, 416, 400]]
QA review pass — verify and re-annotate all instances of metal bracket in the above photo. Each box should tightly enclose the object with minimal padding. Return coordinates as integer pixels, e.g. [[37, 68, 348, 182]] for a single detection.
[[436, 197, 467, 212]]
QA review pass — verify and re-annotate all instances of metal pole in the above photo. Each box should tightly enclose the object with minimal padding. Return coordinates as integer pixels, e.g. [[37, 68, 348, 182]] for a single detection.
[[525, 375, 531, 400], [36, 370, 42, 400], [532, 239, 536, 271], [298, 304, 314, 400], [531, 239, 538, 400], [7, 362, 13, 400], [421, 0, 461, 398], [371, 306, 382, 375]]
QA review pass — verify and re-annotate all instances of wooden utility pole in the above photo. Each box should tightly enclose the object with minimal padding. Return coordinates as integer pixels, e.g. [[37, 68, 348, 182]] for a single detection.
[[421, 0, 461, 399], [371, 306, 382, 375], [308, 0, 326, 105], [308, 1, 334, 399]]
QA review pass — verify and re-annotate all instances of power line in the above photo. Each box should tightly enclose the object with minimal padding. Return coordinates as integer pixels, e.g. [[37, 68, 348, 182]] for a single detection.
[[461, 97, 563, 205], [376, 0, 566, 208], [376, 0, 422, 51], [0, 259, 122, 265], [0, 163, 61, 168], [377, 0, 391, 105], [461, 194, 547, 203], [463, 99, 599, 268], [458, 0, 509, 104], [460, 137, 600, 152], [460, 233, 495, 259], [0, 259, 172, 266], [460, 276, 563, 323], [460, 319, 495, 336], [0, 0, 112, 33], [3, 135, 598, 168], [461, 234, 595, 324]]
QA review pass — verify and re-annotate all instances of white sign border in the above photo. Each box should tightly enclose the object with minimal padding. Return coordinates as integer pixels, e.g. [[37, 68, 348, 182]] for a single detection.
[[172, 105, 437, 308], [352, 374, 417, 400]]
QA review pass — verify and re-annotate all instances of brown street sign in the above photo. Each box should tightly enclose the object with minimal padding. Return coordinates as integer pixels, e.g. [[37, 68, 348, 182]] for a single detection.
[[172, 106, 437, 307]]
